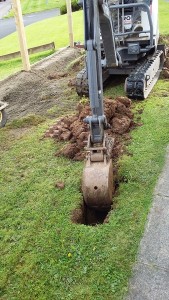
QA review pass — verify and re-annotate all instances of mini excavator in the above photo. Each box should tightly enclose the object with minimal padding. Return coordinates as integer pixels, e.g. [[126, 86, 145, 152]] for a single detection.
[[78, 0, 165, 211]]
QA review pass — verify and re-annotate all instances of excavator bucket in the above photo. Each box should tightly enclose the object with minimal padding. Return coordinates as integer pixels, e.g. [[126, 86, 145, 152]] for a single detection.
[[82, 135, 114, 211], [82, 159, 114, 211]]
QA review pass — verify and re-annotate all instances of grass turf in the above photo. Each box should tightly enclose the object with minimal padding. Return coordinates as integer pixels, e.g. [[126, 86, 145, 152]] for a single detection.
[[7, 0, 66, 16], [0, 10, 83, 80], [1, 79, 169, 299]]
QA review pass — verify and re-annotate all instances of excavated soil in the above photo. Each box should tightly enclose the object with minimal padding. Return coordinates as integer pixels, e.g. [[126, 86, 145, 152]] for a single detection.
[[0, 48, 83, 121], [163, 54, 169, 78], [44, 96, 136, 165], [162, 42, 169, 79]]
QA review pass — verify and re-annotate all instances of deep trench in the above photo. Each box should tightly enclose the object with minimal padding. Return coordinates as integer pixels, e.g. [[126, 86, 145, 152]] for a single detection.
[[71, 181, 119, 226], [72, 201, 111, 226], [84, 203, 111, 226]]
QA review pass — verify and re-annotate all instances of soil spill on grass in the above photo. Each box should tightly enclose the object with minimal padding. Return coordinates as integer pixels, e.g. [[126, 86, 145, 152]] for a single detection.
[[45, 96, 136, 162], [46, 96, 140, 226]]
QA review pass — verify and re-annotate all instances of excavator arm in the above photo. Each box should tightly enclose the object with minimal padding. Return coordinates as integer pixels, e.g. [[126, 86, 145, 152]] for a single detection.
[[83, 0, 107, 144], [82, 0, 114, 211]]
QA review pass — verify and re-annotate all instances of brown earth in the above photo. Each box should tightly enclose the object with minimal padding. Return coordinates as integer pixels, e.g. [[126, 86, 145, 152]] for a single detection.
[[0, 48, 84, 121], [163, 44, 169, 78], [163, 55, 169, 79], [0, 46, 138, 169], [44, 96, 137, 165]]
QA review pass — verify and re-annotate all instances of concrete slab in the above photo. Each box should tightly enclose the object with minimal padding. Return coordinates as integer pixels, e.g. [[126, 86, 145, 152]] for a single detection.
[[138, 195, 169, 270], [126, 263, 169, 300], [127, 145, 169, 300]]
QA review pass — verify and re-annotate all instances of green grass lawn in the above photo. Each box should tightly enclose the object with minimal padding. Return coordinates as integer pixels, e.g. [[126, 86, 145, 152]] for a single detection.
[[1, 1, 169, 299], [1, 79, 169, 300], [0, 10, 83, 80], [7, 0, 66, 16], [158, 0, 169, 34], [0, 11, 83, 55]]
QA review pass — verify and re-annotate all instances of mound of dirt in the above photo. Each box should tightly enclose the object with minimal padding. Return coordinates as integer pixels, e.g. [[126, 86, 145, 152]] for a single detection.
[[45, 96, 136, 162], [0, 48, 83, 122]]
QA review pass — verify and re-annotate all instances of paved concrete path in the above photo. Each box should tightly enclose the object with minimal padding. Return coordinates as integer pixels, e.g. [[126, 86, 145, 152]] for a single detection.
[[127, 145, 169, 300]]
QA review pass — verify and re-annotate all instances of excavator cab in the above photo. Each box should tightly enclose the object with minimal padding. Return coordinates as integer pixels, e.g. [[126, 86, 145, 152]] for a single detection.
[[76, 0, 164, 99]]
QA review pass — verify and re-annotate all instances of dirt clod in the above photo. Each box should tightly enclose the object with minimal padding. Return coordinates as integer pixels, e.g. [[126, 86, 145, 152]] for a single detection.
[[47, 72, 68, 80], [45, 96, 135, 162], [111, 116, 131, 134], [163, 55, 169, 78], [55, 181, 65, 190], [163, 68, 169, 78], [115, 96, 132, 108], [56, 143, 80, 160]]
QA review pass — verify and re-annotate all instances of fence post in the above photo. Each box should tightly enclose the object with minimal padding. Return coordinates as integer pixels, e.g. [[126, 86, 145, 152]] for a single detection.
[[11, 0, 31, 71], [66, 0, 74, 48]]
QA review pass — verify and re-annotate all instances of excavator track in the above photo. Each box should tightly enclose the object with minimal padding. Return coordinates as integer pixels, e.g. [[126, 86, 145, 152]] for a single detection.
[[76, 68, 110, 97], [76, 68, 89, 97], [125, 50, 164, 99]]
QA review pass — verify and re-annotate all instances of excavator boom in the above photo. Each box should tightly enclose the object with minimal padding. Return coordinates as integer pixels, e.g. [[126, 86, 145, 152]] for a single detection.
[[82, 0, 114, 211]]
